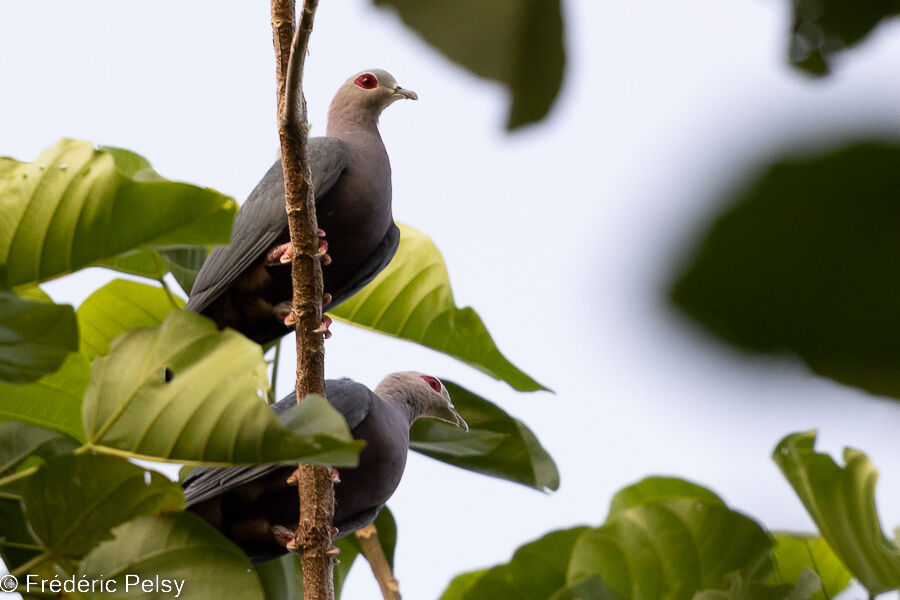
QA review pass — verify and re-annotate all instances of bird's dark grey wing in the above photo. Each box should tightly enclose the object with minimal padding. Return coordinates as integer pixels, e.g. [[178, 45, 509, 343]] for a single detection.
[[186, 137, 348, 313], [325, 222, 400, 311], [182, 378, 373, 507], [334, 505, 382, 539]]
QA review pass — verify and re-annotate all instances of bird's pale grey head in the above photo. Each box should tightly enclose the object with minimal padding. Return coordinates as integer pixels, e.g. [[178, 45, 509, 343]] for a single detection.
[[328, 69, 417, 129], [375, 371, 468, 431]]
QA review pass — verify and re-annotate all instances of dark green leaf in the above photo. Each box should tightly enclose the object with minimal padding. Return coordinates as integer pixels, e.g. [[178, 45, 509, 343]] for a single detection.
[[787, 0, 900, 75], [0, 496, 42, 570], [333, 224, 548, 392], [24, 454, 183, 559], [410, 380, 558, 491], [549, 575, 627, 600], [568, 499, 772, 599], [76, 279, 181, 360], [440, 527, 589, 600], [257, 554, 300, 600], [0, 138, 237, 288], [373, 0, 564, 129], [334, 507, 398, 598], [159, 246, 208, 294], [80, 512, 264, 600], [0, 352, 88, 441], [773, 431, 900, 594], [769, 534, 852, 599], [82, 310, 362, 466], [0, 422, 79, 475], [606, 476, 725, 522], [694, 571, 820, 600], [671, 143, 900, 400], [0, 290, 77, 384]]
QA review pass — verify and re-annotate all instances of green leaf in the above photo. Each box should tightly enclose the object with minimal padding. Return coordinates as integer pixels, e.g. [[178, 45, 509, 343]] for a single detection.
[[773, 431, 900, 594], [0, 138, 237, 288], [76, 279, 182, 360], [0, 422, 79, 475], [334, 507, 398, 598], [80, 512, 264, 600], [373, 0, 564, 129], [0, 290, 77, 384], [440, 527, 589, 600], [257, 554, 300, 600], [550, 575, 628, 600], [606, 476, 726, 522], [98, 246, 208, 296], [769, 534, 852, 599], [0, 352, 88, 441], [410, 380, 558, 491], [333, 224, 547, 392], [787, 0, 900, 75], [671, 143, 900, 400], [0, 496, 42, 570], [23, 454, 183, 559], [82, 309, 362, 466], [693, 571, 820, 600], [567, 499, 772, 599]]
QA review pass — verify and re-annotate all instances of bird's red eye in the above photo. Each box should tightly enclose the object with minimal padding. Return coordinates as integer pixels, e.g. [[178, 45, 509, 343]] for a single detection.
[[422, 375, 442, 392], [354, 74, 378, 89]]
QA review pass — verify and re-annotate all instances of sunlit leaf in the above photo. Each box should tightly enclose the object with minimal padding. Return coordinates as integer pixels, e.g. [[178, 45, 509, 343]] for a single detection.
[[606, 476, 725, 522], [76, 278, 182, 360], [373, 0, 564, 129], [0, 290, 77, 384], [333, 224, 547, 392], [567, 499, 772, 599], [769, 534, 852, 600], [23, 454, 183, 559], [82, 310, 361, 466], [0, 351, 88, 441], [440, 527, 589, 600], [81, 512, 264, 600], [773, 431, 900, 594], [0, 139, 236, 288], [671, 143, 900, 400], [410, 380, 558, 491]]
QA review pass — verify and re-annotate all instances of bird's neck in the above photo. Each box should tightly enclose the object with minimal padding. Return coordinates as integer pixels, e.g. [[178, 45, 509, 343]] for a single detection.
[[374, 382, 423, 427], [326, 101, 382, 138]]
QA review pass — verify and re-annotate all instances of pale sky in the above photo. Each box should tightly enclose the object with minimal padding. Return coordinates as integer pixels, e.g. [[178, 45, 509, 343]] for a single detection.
[[2, 1, 900, 598]]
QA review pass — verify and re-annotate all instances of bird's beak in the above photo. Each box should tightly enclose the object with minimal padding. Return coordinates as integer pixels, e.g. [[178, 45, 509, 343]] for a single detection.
[[392, 86, 418, 101], [433, 403, 469, 431]]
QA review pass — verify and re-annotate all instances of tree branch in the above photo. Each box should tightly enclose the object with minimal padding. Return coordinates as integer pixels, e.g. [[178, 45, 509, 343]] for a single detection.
[[269, 1, 334, 599], [355, 524, 402, 599]]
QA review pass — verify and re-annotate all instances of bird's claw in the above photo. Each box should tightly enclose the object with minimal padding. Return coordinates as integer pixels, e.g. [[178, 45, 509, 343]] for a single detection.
[[318, 239, 332, 266], [271, 525, 296, 550], [330, 467, 341, 484], [312, 315, 333, 339], [326, 546, 341, 556], [286, 469, 300, 487], [265, 242, 293, 266]]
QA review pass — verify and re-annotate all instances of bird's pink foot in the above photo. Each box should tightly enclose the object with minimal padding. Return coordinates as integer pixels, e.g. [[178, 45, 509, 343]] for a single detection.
[[330, 467, 341, 484], [313, 314, 333, 339], [274, 301, 295, 326], [318, 239, 331, 266], [271, 525, 298, 552], [265, 242, 293, 266]]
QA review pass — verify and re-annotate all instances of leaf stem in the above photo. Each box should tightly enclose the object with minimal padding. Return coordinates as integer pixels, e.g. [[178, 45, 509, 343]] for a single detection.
[[0, 466, 38, 489]]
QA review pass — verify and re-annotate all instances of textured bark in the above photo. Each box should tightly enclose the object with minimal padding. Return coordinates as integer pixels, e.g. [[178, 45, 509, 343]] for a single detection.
[[356, 524, 402, 599], [269, 1, 335, 599]]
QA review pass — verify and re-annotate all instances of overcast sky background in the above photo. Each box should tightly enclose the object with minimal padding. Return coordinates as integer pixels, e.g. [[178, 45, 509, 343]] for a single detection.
[[2, 1, 900, 598]]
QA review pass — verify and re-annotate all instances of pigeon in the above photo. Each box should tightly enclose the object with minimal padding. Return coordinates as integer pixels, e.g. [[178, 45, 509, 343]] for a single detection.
[[186, 69, 416, 344], [181, 372, 467, 562]]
